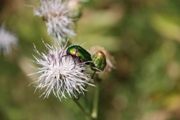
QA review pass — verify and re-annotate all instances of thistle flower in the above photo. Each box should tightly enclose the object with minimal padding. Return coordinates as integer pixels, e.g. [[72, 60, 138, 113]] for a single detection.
[[34, 0, 76, 41], [30, 41, 94, 100], [0, 25, 18, 54]]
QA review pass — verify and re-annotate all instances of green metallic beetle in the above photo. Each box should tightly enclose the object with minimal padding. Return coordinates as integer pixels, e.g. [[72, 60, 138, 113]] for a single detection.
[[66, 45, 92, 63], [91, 51, 107, 71]]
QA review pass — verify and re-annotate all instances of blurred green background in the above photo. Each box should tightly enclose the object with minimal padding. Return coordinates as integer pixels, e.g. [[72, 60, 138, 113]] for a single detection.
[[1, 0, 180, 120]]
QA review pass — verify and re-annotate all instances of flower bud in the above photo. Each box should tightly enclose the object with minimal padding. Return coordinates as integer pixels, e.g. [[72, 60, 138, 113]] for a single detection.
[[68, 0, 82, 20], [92, 51, 107, 71]]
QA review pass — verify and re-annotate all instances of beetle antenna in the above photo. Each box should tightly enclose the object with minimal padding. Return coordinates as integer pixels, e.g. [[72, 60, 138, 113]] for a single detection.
[[80, 42, 86, 47], [64, 38, 69, 47]]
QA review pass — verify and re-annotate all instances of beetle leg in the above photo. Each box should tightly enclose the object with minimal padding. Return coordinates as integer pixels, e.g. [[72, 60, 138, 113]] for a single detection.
[[61, 54, 68, 60]]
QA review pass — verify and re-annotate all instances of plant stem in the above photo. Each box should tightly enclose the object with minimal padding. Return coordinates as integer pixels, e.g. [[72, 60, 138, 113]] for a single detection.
[[91, 81, 100, 119], [83, 94, 91, 120], [91, 71, 96, 79], [73, 98, 92, 119], [84, 93, 90, 112]]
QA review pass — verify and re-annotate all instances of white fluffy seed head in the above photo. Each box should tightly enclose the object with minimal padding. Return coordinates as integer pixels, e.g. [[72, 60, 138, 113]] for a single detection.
[[0, 25, 18, 54], [30, 42, 94, 100], [34, 0, 76, 42]]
